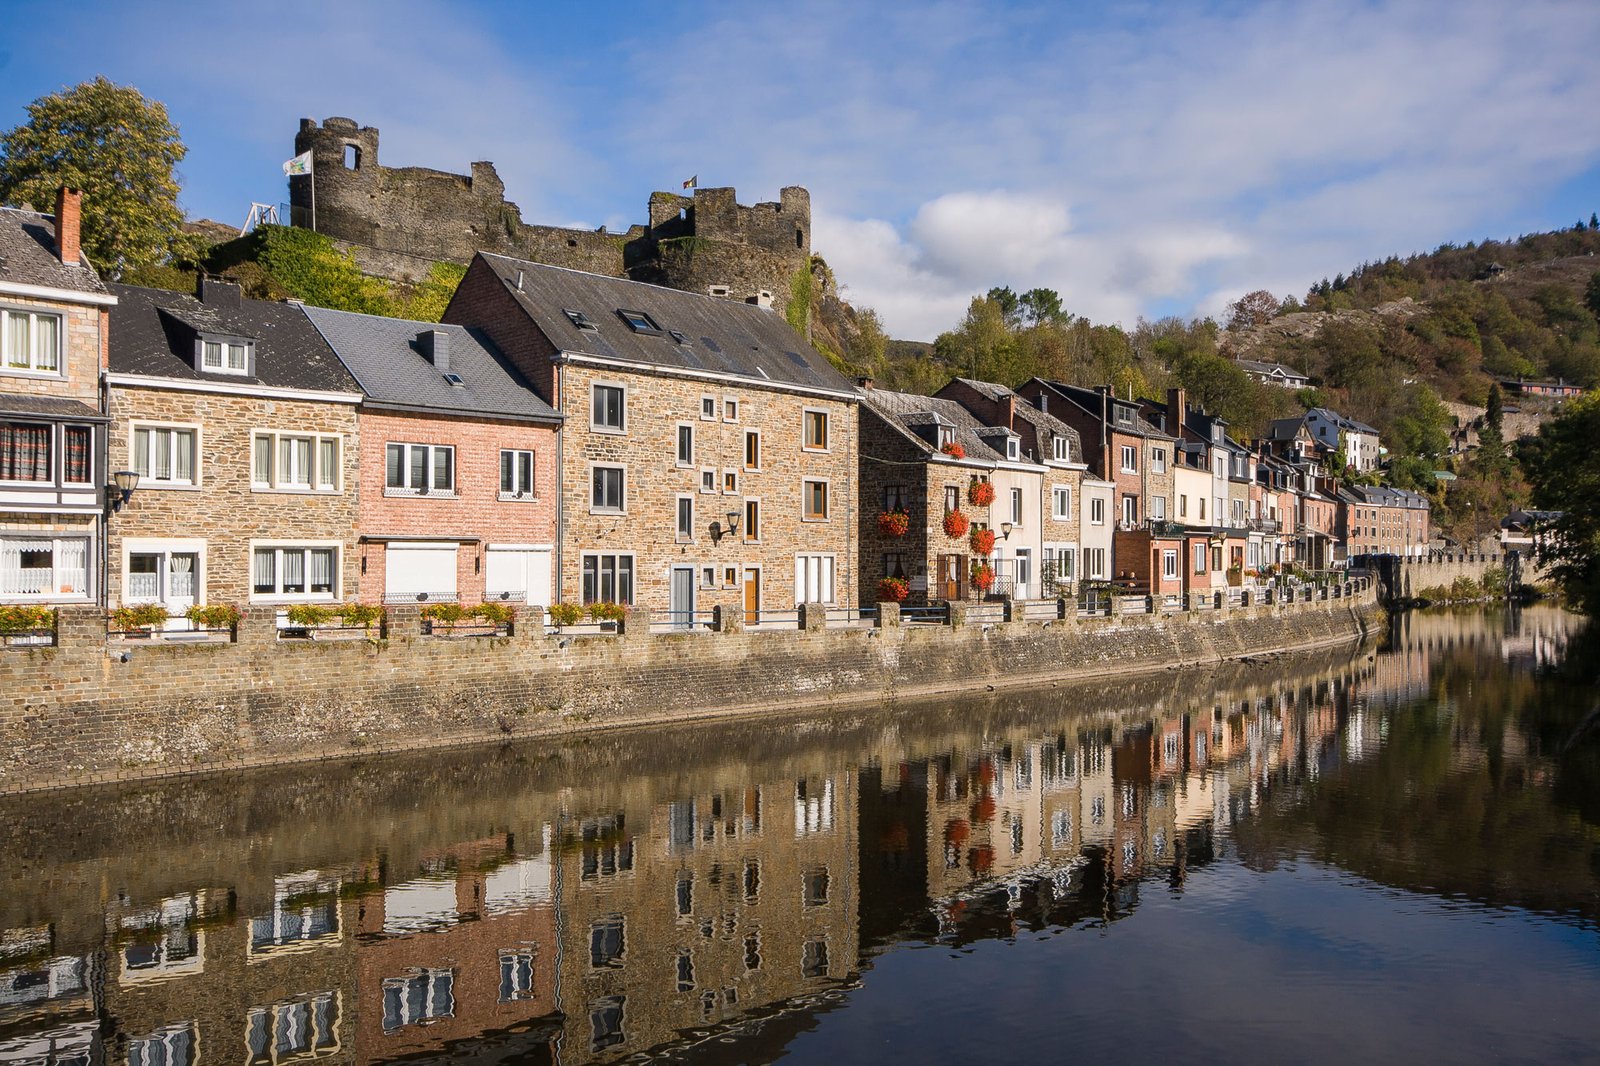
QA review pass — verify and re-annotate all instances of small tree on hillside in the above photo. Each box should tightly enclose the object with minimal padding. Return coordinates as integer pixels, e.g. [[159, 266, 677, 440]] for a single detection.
[[1226, 289, 1280, 331]]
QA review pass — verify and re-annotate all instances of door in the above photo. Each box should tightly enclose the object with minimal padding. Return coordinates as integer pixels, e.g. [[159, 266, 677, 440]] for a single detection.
[[386, 543, 458, 603], [938, 554, 967, 600], [1014, 548, 1032, 599], [743, 567, 761, 625], [670, 566, 695, 630], [484, 547, 553, 607]]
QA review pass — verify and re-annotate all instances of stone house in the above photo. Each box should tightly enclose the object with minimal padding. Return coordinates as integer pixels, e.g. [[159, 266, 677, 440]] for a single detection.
[[0, 191, 114, 607], [1337, 484, 1430, 559], [303, 306, 561, 607], [443, 255, 858, 619], [934, 378, 1087, 596], [105, 280, 363, 615]]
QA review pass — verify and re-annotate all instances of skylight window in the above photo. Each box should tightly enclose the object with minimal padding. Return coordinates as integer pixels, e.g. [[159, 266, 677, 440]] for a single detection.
[[563, 309, 598, 331], [616, 309, 663, 335], [443, 373, 465, 387]]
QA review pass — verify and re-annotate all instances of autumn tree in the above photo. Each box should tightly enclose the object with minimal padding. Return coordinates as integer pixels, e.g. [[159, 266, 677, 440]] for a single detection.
[[0, 77, 186, 276], [1225, 289, 1280, 331], [1523, 395, 1600, 614]]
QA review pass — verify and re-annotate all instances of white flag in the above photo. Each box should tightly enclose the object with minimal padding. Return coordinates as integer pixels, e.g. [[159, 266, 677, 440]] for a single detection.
[[282, 151, 313, 177]]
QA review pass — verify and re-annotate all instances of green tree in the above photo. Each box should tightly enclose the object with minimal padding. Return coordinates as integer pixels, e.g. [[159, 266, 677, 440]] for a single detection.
[[1523, 394, 1600, 614], [0, 77, 186, 276], [1018, 287, 1067, 326], [1585, 270, 1600, 322], [1225, 289, 1280, 330]]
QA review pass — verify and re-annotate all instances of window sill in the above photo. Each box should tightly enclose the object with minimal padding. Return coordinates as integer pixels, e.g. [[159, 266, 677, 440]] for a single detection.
[[801, 446, 830, 454], [250, 595, 340, 604], [253, 486, 341, 495], [801, 516, 829, 523], [498, 493, 538, 503], [0, 367, 65, 380], [384, 489, 458, 499], [589, 507, 627, 516], [589, 425, 626, 436], [137, 482, 203, 491]]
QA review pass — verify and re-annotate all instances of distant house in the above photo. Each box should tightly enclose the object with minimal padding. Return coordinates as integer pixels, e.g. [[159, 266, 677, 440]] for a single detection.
[[1234, 357, 1310, 390], [1498, 377, 1584, 400], [1270, 407, 1381, 473], [304, 306, 562, 608], [1337, 484, 1430, 560]]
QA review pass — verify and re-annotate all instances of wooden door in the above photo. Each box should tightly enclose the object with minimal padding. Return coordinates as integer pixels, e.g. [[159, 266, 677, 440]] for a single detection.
[[743, 567, 761, 624], [939, 554, 967, 600]]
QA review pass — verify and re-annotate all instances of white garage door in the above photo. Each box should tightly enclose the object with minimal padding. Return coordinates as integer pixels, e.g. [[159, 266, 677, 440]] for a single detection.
[[385, 543, 458, 602], [484, 546, 553, 607]]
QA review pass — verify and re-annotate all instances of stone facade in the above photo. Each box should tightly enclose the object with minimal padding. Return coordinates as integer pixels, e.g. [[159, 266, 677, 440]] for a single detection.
[[105, 384, 361, 608]]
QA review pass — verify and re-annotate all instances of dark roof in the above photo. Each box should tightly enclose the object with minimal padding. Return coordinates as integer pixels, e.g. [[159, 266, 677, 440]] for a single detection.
[[0, 394, 104, 421], [1267, 415, 1314, 441], [470, 255, 856, 397], [0, 206, 109, 297], [1236, 357, 1308, 379], [303, 306, 559, 423], [1025, 378, 1174, 440], [1339, 484, 1429, 509], [949, 378, 1082, 461], [1309, 406, 1380, 435], [107, 283, 358, 393], [859, 387, 1011, 464]]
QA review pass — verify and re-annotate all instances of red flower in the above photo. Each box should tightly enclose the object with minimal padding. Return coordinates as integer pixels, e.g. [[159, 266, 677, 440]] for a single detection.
[[968, 480, 996, 507], [970, 528, 996, 555], [877, 576, 910, 602], [877, 510, 910, 537], [940, 441, 967, 460], [972, 564, 996, 591], [943, 509, 970, 538]]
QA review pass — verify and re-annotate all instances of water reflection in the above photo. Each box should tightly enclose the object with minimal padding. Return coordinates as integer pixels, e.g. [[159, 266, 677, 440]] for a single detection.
[[0, 607, 1594, 1064]]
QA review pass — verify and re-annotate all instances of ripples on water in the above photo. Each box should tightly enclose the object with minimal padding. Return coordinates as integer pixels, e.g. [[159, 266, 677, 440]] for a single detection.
[[0, 607, 1596, 1064]]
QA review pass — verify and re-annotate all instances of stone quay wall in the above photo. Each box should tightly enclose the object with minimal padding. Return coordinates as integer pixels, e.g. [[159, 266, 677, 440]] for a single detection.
[[0, 582, 1380, 795]]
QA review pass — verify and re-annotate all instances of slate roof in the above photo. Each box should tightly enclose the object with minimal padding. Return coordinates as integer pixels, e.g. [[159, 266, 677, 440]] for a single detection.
[[303, 306, 559, 423], [0, 394, 105, 420], [1236, 357, 1309, 381], [1339, 484, 1429, 509], [107, 283, 358, 393], [1309, 406, 1379, 435], [1267, 416, 1317, 442], [858, 387, 1011, 464], [948, 378, 1082, 462], [1026, 378, 1175, 440], [0, 206, 109, 296], [471, 254, 857, 397]]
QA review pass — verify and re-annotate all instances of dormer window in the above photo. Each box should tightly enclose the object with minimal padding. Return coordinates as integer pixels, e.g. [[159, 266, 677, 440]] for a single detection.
[[197, 335, 252, 376], [617, 309, 663, 335], [1005, 437, 1020, 461], [937, 426, 955, 451], [1052, 436, 1070, 462], [1114, 408, 1133, 426]]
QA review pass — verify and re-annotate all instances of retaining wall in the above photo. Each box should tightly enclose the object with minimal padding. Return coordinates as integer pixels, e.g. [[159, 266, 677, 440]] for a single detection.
[[0, 584, 1380, 794]]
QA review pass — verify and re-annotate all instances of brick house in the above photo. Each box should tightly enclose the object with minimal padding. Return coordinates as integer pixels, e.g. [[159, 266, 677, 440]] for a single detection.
[[1338, 484, 1430, 559], [934, 378, 1086, 596], [443, 255, 858, 619], [303, 306, 561, 607], [105, 280, 363, 616], [0, 191, 115, 607]]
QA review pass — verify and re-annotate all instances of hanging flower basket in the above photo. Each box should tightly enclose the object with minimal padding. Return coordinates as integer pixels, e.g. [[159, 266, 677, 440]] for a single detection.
[[943, 509, 970, 538], [877, 576, 910, 602], [972, 795, 997, 822], [940, 441, 966, 460], [968, 480, 995, 507], [944, 818, 970, 846], [972, 564, 996, 592], [970, 528, 996, 555], [877, 510, 911, 538]]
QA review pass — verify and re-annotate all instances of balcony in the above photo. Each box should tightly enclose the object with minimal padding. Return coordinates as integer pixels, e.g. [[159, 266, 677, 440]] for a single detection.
[[1249, 518, 1281, 533]]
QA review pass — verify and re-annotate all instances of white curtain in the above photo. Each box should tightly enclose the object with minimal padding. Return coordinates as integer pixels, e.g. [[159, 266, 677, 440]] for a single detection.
[[33, 315, 58, 370], [253, 549, 275, 592]]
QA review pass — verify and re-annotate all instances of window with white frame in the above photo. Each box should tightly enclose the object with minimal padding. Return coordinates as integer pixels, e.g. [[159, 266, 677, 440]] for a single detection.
[[386, 443, 453, 495], [1162, 549, 1178, 579], [199, 336, 250, 375], [803, 410, 829, 450], [723, 398, 739, 422], [382, 969, 455, 1032], [125, 545, 200, 608], [700, 467, 716, 494], [700, 566, 717, 589], [499, 449, 535, 497], [795, 554, 835, 604], [722, 469, 738, 495], [700, 395, 716, 420], [1151, 495, 1167, 521], [1151, 447, 1167, 473], [591, 384, 625, 432], [1, 307, 61, 373], [1053, 485, 1072, 519], [132, 424, 198, 486], [582, 554, 634, 604], [253, 432, 339, 492], [1005, 437, 1020, 461], [744, 430, 761, 470], [251, 545, 337, 600], [591, 465, 625, 512], [676, 424, 694, 466], [1085, 546, 1108, 580], [1090, 497, 1105, 525], [1121, 495, 1137, 524], [1010, 487, 1022, 524], [1, 536, 89, 599], [246, 993, 339, 1062], [1, 421, 90, 483], [1052, 436, 1070, 462], [676, 496, 694, 541], [1193, 543, 1207, 572], [744, 498, 761, 541], [1120, 445, 1137, 472]]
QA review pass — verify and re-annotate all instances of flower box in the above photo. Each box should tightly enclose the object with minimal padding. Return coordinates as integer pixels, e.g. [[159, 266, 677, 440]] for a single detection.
[[940, 441, 966, 460], [970, 528, 996, 555], [877, 577, 910, 603], [972, 564, 996, 592], [943, 509, 970, 538], [877, 510, 910, 538], [967, 480, 995, 507]]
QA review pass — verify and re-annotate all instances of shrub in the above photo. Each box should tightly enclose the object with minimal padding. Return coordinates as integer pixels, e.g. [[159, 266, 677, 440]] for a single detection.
[[548, 602, 583, 626], [473, 602, 516, 627], [419, 602, 469, 625], [877, 510, 910, 537], [112, 603, 169, 631], [943, 509, 970, 538], [285, 603, 336, 626], [970, 528, 996, 555], [972, 565, 997, 592], [587, 601, 627, 623], [940, 441, 966, 459], [184, 603, 241, 629], [341, 603, 384, 627], [0, 605, 54, 634], [877, 577, 910, 602], [968, 480, 995, 507], [1482, 566, 1507, 596]]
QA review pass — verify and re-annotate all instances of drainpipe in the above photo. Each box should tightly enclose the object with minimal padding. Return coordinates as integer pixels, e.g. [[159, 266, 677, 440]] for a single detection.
[[554, 358, 565, 605]]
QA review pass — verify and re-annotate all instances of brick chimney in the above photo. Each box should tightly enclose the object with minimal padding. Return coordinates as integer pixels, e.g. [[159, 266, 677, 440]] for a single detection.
[[1167, 387, 1186, 436], [1005, 392, 1016, 430], [55, 187, 82, 266], [857, 376, 874, 390]]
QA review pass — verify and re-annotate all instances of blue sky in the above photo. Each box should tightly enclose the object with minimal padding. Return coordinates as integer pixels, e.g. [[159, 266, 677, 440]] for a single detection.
[[2, 0, 1597, 340]]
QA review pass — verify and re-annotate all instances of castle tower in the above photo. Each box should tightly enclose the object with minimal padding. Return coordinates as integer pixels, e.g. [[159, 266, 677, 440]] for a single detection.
[[290, 117, 382, 243]]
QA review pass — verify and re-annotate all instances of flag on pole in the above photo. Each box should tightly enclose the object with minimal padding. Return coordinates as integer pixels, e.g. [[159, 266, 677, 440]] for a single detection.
[[283, 151, 314, 177], [682, 175, 697, 189]]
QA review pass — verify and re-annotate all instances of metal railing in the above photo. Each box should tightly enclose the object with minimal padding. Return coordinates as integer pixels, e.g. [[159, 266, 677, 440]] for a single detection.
[[649, 610, 717, 633], [826, 606, 878, 627], [383, 591, 460, 605], [900, 604, 949, 625]]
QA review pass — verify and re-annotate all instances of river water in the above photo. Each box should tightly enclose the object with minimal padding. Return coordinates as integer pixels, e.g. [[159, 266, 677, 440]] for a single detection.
[[2, 606, 1596, 1065]]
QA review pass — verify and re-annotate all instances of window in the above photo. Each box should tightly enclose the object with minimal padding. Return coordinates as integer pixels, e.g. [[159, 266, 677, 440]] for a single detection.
[[804, 867, 830, 907], [1, 308, 61, 373], [803, 410, 829, 450], [723, 398, 739, 422], [1052, 436, 1070, 462], [796, 554, 835, 603], [1120, 445, 1137, 472], [1151, 448, 1167, 473], [591, 465, 625, 512], [246, 994, 337, 1063], [253, 432, 340, 492], [200, 337, 250, 375], [700, 395, 716, 420], [720, 469, 738, 495], [590, 996, 625, 1052], [700, 566, 716, 589], [676, 950, 695, 992], [676, 424, 694, 466], [1199, 497, 1207, 521], [500, 449, 535, 497], [744, 499, 760, 542], [582, 554, 634, 605], [944, 485, 960, 513], [1121, 495, 1137, 524], [1162, 549, 1178, 579], [803, 480, 829, 521], [616, 308, 661, 334], [591, 384, 625, 432], [251, 545, 337, 600], [385, 443, 453, 495], [125, 547, 199, 608], [132, 424, 197, 486], [937, 426, 955, 451], [882, 552, 906, 579], [1085, 547, 1108, 580], [700, 467, 716, 494], [1016, 548, 1032, 590], [1010, 487, 1023, 525], [589, 917, 625, 969], [744, 430, 761, 470], [1, 422, 56, 483], [1090, 497, 1105, 525], [1, 536, 89, 599], [1179, 494, 1187, 518], [676, 496, 694, 541], [500, 951, 537, 1003], [382, 970, 454, 1032], [1052, 486, 1072, 519], [1005, 437, 1020, 461], [882, 484, 908, 512], [802, 939, 829, 978], [722, 566, 737, 588], [1151, 495, 1167, 521]]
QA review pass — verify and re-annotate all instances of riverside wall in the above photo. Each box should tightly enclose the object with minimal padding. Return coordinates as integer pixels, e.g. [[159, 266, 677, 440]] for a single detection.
[[0, 584, 1380, 795]]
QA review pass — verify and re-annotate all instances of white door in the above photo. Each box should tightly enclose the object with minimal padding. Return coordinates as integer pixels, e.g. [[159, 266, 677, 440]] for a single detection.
[[386, 543, 458, 603], [483, 547, 552, 607]]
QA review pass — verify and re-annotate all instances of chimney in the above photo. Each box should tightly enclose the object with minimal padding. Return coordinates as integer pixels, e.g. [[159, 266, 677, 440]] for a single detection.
[[420, 329, 450, 370], [55, 187, 82, 266], [1167, 387, 1186, 436], [856, 376, 874, 390], [1005, 392, 1016, 430], [196, 275, 242, 308]]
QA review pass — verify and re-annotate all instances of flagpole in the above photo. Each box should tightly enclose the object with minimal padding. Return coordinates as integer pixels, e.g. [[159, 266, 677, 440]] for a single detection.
[[310, 169, 316, 233]]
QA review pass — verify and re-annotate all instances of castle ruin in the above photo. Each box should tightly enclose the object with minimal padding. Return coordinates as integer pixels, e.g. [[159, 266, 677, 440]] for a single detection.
[[290, 117, 812, 317]]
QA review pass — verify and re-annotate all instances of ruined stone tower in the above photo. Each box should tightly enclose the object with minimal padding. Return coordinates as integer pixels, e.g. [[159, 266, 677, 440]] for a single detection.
[[289, 117, 812, 318]]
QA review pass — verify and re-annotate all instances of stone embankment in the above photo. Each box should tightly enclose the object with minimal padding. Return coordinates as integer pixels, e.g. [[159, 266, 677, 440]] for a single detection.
[[0, 581, 1380, 794]]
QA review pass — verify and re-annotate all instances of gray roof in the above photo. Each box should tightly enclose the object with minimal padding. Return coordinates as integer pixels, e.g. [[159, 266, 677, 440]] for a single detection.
[[1267, 415, 1315, 441], [1310, 406, 1379, 435], [0, 206, 109, 297], [1339, 484, 1429, 509], [859, 387, 1013, 464], [1236, 357, 1308, 380], [948, 377, 1082, 461], [303, 306, 558, 423], [1024, 378, 1175, 440], [0, 394, 104, 421], [107, 283, 358, 393], [470, 255, 856, 397]]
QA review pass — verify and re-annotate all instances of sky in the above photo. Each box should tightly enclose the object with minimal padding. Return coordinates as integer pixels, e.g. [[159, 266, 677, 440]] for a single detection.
[[2, 0, 1597, 341]]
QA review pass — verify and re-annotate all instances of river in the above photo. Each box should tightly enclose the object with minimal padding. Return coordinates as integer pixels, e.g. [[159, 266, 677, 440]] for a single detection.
[[1, 606, 1595, 1064]]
